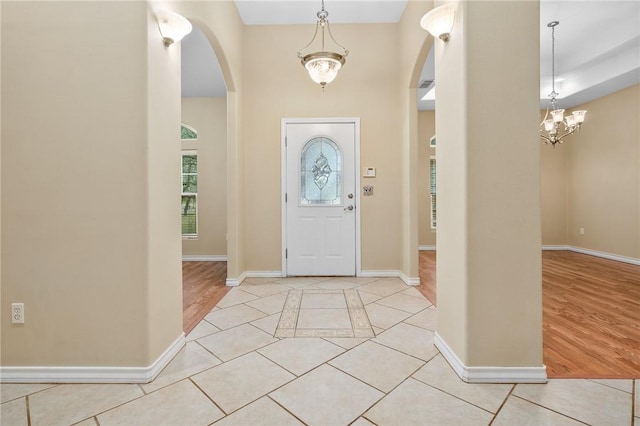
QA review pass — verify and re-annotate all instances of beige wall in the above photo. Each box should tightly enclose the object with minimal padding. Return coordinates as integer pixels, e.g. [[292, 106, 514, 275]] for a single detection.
[[1, 1, 182, 367], [181, 97, 228, 257], [0, 1, 3, 368], [540, 142, 568, 245], [567, 85, 640, 259], [242, 23, 403, 272], [145, 4, 184, 361]]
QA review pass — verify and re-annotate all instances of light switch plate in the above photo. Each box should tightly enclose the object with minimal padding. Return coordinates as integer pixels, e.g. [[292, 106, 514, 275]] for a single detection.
[[364, 167, 376, 177]]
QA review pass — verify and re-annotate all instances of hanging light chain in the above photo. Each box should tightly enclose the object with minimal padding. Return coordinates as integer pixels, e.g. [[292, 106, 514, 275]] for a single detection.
[[551, 24, 555, 94], [548, 21, 559, 101]]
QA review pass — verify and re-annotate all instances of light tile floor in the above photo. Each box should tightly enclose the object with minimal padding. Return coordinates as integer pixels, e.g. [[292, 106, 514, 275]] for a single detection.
[[1, 276, 637, 426]]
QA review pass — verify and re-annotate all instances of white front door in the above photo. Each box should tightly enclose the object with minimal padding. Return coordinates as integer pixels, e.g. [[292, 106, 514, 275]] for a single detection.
[[283, 120, 358, 276]]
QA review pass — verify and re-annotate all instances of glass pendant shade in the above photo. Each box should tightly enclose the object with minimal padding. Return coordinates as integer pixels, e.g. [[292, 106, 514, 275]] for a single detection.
[[302, 53, 344, 86]]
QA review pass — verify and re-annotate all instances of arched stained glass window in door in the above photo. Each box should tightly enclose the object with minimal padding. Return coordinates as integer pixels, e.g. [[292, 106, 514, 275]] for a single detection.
[[300, 137, 342, 205]]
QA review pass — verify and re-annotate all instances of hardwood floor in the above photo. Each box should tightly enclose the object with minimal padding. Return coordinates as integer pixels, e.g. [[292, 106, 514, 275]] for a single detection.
[[182, 261, 230, 335], [417, 250, 437, 306], [417, 250, 640, 378]]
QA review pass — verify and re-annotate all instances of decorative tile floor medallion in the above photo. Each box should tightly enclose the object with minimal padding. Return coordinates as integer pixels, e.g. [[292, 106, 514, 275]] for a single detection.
[[275, 289, 375, 338]]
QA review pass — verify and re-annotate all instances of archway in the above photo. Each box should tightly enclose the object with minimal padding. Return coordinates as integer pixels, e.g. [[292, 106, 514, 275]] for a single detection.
[[180, 22, 231, 333]]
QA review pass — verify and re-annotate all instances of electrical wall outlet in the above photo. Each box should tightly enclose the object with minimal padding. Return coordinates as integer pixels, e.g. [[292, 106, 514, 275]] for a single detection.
[[579, 227, 585, 235], [363, 185, 374, 196], [11, 303, 24, 324]]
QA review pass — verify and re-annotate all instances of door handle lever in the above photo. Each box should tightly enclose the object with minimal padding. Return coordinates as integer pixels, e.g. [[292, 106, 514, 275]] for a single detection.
[[344, 205, 354, 211]]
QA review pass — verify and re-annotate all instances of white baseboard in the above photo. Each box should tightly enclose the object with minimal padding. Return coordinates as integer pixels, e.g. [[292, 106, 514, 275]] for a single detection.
[[400, 273, 420, 286], [434, 332, 547, 384], [225, 272, 246, 287], [567, 246, 640, 266], [541, 245, 569, 251], [245, 271, 284, 278], [182, 255, 228, 261], [226, 271, 284, 286], [359, 270, 420, 286], [541, 245, 639, 265], [0, 333, 185, 384], [419, 245, 436, 251]]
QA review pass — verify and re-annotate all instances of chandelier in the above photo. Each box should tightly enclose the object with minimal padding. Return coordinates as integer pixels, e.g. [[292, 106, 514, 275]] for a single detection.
[[540, 21, 587, 147], [297, 0, 349, 89]]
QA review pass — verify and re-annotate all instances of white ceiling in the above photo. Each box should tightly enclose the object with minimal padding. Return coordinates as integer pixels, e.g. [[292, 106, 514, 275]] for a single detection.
[[182, 0, 640, 110]]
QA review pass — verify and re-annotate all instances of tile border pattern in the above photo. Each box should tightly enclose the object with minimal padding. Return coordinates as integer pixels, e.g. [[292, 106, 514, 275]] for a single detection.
[[275, 289, 375, 338]]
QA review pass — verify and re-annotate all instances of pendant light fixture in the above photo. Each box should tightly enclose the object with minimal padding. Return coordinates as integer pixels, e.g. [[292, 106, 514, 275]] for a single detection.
[[540, 21, 587, 147], [297, 0, 349, 89]]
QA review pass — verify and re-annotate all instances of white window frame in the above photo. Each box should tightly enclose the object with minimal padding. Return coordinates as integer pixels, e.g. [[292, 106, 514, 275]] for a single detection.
[[181, 150, 198, 238], [430, 155, 437, 230]]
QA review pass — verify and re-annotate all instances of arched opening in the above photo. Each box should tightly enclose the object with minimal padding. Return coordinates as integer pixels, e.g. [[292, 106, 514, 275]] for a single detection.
[[180, 23, 231, 334], [415, 46, 437, 305]]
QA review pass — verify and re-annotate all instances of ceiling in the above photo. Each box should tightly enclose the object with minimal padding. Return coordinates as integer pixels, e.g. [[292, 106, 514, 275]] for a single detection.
[[181, 0, 640, 110]]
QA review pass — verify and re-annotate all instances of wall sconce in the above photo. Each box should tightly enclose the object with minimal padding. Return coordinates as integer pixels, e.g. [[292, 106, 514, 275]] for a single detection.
[[156, 10, 192, 47], [420, 3, 456, 42]]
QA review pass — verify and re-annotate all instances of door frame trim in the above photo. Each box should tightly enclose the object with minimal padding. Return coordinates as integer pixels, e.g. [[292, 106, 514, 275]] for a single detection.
[[281, 118, 361, 277]]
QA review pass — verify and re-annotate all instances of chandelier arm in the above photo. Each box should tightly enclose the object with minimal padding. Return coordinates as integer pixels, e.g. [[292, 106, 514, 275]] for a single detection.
[[539, 134, 553, 143], [297, 22, 321, 58], [555, 126, 579, 142], [540, 105, 550, 128], [325, 22, 349, 56]]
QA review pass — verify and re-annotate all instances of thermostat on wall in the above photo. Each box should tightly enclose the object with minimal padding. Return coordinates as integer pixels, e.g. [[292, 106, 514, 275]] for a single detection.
[[364, 167, 376, 178]]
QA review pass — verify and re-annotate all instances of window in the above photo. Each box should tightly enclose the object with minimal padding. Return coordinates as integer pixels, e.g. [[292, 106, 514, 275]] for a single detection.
[[300, 137, 342, 205], [430, 156, 437, 229], [181, 123, 197, 140], [181, 151, 198, 236]]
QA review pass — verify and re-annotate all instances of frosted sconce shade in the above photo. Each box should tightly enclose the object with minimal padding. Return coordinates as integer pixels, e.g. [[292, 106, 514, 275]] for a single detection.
[[157, 10, 192, 47], [572, 110, 587, 123], [551, 109, 565, 123], [565, 115, 576, 127], [544, 119, 555, 132], [420, 3, 456, 42]]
